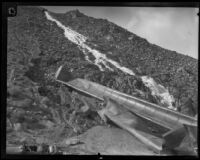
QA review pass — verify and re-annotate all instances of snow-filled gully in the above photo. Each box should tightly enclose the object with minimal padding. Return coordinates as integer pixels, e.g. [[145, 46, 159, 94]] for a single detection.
[[45, 11, 176, 110], [45, 11, 134, 75]]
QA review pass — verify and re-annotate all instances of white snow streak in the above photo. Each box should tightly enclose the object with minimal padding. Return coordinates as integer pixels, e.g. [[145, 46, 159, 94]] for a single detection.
[[141, 76, 176, 110], [45, 11, 134, 75], [45, 11, 176, 110]]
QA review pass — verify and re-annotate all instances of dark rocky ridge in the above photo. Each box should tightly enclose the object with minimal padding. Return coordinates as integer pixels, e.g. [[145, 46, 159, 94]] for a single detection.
[[7, 6, 198, 153]]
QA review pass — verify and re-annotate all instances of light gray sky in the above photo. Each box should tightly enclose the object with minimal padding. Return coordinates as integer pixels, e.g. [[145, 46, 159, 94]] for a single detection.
[[43, 6, 199, 59]]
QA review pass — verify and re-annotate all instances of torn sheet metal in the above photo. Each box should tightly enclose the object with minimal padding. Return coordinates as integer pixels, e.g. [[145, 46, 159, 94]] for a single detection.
[[55, 72, 197, 130], [98, 98, 164, 152]]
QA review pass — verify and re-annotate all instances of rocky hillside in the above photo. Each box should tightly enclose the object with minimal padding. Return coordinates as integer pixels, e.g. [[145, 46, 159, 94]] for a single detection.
[[49, 9, 198, 114], [7, 6, 198, 153]]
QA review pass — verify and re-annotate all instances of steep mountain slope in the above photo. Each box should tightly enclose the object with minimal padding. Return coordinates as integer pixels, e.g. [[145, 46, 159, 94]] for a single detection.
[[7, 6, 198, 153], [48, 8, 198, 113]]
